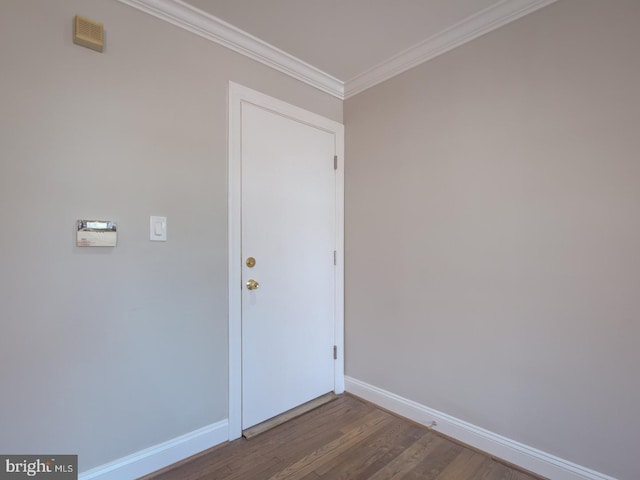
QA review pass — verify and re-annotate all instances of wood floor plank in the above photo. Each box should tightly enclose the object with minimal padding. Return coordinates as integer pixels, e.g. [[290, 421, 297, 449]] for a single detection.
[[433, 448, 491, 480], [209, 399, 365, 479], [142, 394, 547, 480], [268, 410, 394, 480], [479, 461, 525, 480], [479, 459, 541, 480], [312, 419, 427, 479], [400, 437, 464, 480], [367, 431, 440, 480], [212, 429, 342, 480]]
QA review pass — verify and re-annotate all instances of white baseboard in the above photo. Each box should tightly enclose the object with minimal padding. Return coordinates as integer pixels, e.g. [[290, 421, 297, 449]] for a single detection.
[[345, 377, 616, 480], [78, 419, 228, 480]]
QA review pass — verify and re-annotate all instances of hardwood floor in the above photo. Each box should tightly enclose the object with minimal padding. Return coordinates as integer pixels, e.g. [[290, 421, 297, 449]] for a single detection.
[[142, 395, 544, 480]]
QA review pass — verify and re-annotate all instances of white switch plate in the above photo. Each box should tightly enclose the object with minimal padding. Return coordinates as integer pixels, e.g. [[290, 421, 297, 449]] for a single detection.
[[150, 216, 167, 241]]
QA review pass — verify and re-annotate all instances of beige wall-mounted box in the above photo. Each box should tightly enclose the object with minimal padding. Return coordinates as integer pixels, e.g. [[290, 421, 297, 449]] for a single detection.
[[73, 15, 104, 52]]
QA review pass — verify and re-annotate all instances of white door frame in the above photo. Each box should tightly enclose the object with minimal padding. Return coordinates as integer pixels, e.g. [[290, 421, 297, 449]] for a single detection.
[[227, 82, 344, 440]]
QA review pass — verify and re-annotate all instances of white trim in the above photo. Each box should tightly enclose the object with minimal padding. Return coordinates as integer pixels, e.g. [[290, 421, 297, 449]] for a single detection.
[[116, 0, 343, 98], [227, 81, 243, 440], [333, 139, 345, 395], [228, 82, 345, 440], [115, 0, 558, 100], [344, 0, 558, 98], [345, 377, 617, 480], [78, 420, 228, 480]]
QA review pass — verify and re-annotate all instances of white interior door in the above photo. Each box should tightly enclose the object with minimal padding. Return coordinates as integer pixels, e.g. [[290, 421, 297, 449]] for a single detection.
[[240, 101, 337, 429]]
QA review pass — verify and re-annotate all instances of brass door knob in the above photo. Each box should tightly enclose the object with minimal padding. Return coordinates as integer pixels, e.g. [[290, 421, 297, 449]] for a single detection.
[[246, 279, 259, 290]]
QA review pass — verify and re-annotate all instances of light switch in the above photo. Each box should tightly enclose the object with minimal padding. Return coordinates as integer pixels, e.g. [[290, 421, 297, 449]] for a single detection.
[[150, 216, 167, 241]]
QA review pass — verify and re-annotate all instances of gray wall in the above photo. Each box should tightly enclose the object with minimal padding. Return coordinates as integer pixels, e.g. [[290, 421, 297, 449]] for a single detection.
[[0, 0, 341, 472], [345, 1, 639, 479]]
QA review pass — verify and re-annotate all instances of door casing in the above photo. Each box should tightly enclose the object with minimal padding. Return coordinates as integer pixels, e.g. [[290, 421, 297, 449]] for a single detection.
[[227, 82, 344, 439]]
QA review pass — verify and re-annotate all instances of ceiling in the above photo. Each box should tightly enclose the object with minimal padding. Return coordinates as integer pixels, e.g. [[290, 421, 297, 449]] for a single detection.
[[119, 0, 557, 98]]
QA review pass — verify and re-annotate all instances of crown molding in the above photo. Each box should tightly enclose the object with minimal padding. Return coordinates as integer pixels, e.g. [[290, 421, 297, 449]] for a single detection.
[[116, 0, 344, 98], [117, 0, 558, 101], [344, 0, 558, 99]]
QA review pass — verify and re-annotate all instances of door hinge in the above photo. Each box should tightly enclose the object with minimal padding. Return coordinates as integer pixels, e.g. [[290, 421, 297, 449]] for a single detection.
[[333, 345, 338, 360], [334, 155, 338, 170], [333, 250, 336, 265]]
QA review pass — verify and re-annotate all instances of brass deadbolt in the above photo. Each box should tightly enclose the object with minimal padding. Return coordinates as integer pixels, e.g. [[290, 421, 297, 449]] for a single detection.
[[246, 257, 256, 268]]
